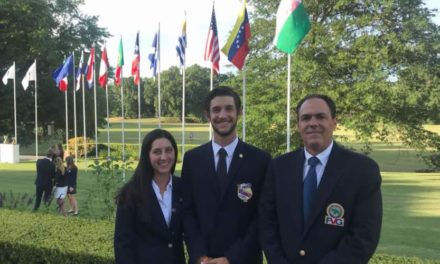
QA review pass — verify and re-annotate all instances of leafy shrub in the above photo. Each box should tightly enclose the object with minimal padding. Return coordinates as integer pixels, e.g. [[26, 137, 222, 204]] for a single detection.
[[0, 209, 114, 264], [83, 156, 133, 220], [66, 137, 95, 158], [1, 210, 439, 264]]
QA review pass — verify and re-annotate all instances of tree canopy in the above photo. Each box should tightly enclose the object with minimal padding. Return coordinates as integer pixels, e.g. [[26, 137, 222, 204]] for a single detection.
[[0, 0, 109, 144], [236, 0, 440, 167]]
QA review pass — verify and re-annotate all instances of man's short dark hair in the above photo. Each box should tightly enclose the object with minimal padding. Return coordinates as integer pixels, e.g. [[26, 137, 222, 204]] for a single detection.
[[295, 94, 336, 120], [204, 86, 241, 114]]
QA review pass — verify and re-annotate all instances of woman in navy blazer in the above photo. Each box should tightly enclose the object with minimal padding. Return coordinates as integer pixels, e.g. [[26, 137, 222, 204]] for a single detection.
[[114, 129, 185, 264]]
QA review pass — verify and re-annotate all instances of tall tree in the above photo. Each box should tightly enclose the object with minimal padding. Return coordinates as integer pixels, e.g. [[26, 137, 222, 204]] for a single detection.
[[0, 0, 109, 146], [243, 0, 440, 166]]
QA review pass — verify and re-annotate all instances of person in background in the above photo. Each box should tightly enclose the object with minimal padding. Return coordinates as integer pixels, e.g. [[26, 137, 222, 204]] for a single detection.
[[33, 148, 56, 211], [65, 156, 79, 216], [114, 129, 185, 264], [54, 157, 68, 216]]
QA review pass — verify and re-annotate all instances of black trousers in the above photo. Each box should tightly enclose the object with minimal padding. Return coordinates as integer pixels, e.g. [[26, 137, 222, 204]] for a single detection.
[[34, 185, 52, 211]]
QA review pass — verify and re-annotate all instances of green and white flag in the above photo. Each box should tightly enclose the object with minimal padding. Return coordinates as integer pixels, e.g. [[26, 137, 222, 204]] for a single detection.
[[274, 0, 311, 54]]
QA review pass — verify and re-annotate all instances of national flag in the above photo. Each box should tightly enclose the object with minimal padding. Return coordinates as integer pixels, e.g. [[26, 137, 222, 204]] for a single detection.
[[132, 31, 140, 85], [21, 61, 36, 90], [85, 46, 95, 88], [2, 63, 15, 85], [148, 31, 159, 78], [221, 1, 251, 70], [52, 55, 73, 92], [116, 37, 124, 86], [99, 45, 109, 87], [274, 0, 311, 54], [204, 5, 220, 75], [176, 19, 187, 68], [76, 51, 84, 90]]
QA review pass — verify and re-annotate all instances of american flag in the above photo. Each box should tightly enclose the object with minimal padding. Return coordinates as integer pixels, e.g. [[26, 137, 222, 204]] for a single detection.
[[204, 6, 220, 75]]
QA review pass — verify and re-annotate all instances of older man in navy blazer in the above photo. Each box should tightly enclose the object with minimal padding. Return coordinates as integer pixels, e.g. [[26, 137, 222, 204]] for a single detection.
[[260, 94, 382, 264], [182, 86, 271, 264]]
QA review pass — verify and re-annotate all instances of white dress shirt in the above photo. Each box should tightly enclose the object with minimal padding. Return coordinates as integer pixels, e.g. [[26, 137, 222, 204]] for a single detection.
[[303, 141, 334, 187], [152, 176, 173, 227], [211, 136, 239, 173]]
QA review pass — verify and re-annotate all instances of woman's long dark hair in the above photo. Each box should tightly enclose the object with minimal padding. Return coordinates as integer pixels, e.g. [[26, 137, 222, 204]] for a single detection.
[[115, 129, 178, 217]]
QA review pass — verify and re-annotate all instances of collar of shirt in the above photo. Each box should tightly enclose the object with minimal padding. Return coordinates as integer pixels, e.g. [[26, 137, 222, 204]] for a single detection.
[[211, 136, 239, 172], [152, 175, 173, 227], [303, 141, 334, 186]]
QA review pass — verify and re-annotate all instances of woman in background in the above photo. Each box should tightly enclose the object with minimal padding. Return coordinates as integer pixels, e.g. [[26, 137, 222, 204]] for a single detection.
[[114, 129, 185, 264], [54, 157, 68, 216], [66, 156, 79, 216]]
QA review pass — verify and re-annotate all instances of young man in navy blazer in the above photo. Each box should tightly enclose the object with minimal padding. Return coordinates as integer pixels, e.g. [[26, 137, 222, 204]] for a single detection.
[[260, 94, 382, 264], [182, 86, 271, 264]]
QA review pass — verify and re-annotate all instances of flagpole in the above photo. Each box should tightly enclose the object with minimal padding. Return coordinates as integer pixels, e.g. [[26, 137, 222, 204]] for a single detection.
[[209, 65, 213, 140], [65, 90, 68, 153], [182, 53, 186, 157], [93, 50, 98, 159], [105, 83, 110, 160], [287, 54, 291, 152], [137, 80, 141, 157], [121, 68, 126, 181], [242, 62, 246, 142], [34, 60, 38, 160], [73, 53, 78, 163], [82, 63, 87, 171], [158, 23, 161, 128], [13, 61, 17, 144]]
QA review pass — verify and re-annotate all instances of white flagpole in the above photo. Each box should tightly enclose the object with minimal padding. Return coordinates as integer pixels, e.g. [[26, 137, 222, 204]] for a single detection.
[[34, 60, 38, 160], [105, 83, 110, 160], [182, 52, 186, 157], [12, 62, 17, 143], [287, 54, 291, 152], [73, 53, 78, 163], [93, 50, 98, 159], [209, 65, 213, 140], [121, 68, 126, 181], [137, 80, 141, 155], [82, 63, 87, 170], [158, 23, 161, 128], [242, 63, 246, 142], [65, 89, 68, 153]]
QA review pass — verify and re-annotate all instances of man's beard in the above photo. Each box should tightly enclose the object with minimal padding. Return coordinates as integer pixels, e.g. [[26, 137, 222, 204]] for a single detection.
[[212, 120, 237, 138]]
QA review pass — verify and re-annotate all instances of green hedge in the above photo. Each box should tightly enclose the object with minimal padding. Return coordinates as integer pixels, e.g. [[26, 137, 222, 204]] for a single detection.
[[0, 209, 114, 264], [1, 209, 439, 264]]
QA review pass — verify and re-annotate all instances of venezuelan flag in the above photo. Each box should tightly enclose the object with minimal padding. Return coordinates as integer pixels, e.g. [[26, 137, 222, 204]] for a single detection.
[[221, 1, 251, 70]]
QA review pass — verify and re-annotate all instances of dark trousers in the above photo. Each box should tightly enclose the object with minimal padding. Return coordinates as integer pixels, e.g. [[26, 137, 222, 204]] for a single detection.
[[34, 185, 52, 211]]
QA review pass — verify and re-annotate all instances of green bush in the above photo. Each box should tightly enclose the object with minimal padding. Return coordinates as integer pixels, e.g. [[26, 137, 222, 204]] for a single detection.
[[2, 209, 438, 264], [0, 209, 114, 264]]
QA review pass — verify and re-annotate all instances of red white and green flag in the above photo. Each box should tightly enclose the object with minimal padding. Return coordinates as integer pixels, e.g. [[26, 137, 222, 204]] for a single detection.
[[116, 37, 124, 86], [274, 0, 311, 54]]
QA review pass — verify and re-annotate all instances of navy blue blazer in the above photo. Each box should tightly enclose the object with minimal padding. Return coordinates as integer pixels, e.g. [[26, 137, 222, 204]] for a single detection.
[[114, 176, 185, 264], [182, 139, 271, 264], [260, 143, 382, 264], [35, 158, 55, 188]]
